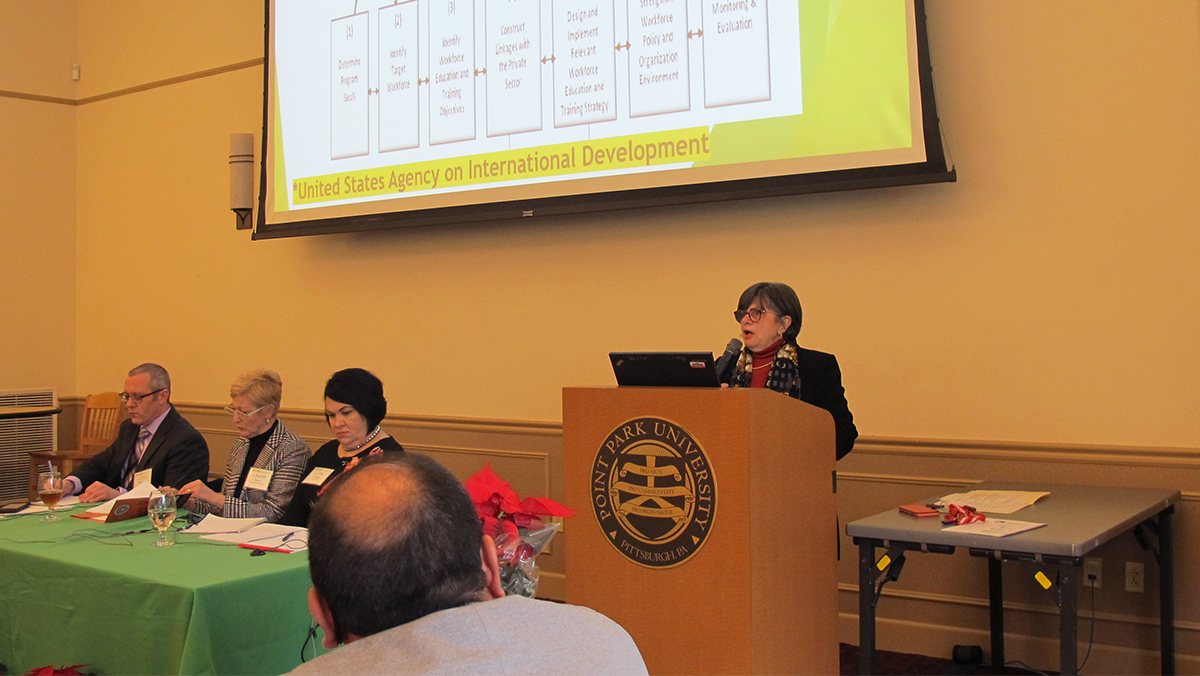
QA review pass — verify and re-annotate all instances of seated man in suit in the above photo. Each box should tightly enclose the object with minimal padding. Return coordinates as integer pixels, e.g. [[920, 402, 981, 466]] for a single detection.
[[64, 363, 209, 502], [291, 453, 647, 675]]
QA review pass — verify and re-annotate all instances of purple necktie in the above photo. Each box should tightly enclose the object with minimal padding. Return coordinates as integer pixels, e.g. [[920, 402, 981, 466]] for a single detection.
[[122, 427, 152, 490]]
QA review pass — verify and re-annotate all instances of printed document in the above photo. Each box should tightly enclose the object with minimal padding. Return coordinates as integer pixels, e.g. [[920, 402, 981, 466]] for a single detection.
[[937, 490, 1049, 514]]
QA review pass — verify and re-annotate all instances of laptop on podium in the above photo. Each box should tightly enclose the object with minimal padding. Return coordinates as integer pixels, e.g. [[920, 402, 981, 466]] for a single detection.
[[609, 352, 720, 387]]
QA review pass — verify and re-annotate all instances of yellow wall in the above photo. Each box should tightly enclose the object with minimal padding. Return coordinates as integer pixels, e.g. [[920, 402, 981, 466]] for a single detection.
[[62, 1, 1200, 448], [0, 2, 77, 392]]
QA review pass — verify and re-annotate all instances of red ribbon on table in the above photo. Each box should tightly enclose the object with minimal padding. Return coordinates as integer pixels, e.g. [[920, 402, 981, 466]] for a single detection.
[[943, 504, 986, 525]]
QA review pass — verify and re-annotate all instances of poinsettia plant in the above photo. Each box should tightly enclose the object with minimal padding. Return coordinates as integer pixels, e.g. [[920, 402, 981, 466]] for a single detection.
[[464, 464, 575, 597], [25, 666, 89, 676]]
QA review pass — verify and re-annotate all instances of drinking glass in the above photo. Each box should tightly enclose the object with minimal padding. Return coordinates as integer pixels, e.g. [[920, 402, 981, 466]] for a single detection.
[[37, 470, 63, 522], [148, 490, 177, 547]]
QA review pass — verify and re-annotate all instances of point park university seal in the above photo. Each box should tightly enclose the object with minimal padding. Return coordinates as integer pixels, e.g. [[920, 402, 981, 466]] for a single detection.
[[591, 417, 717, 568]]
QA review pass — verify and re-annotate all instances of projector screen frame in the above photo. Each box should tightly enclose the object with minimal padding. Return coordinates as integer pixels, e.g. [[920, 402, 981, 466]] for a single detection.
[[253, 0, 954, 240]]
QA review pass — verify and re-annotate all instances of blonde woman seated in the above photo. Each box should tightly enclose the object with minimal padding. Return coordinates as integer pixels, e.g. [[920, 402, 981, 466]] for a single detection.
[[179, 369, 311, 522]]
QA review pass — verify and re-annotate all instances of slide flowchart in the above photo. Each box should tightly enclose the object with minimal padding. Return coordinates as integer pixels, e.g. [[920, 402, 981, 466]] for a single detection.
[[325, 0, 781, 160]]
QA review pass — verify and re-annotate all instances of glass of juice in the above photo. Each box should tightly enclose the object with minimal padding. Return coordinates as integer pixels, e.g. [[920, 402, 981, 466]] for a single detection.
[[37, 470, 63, 522]]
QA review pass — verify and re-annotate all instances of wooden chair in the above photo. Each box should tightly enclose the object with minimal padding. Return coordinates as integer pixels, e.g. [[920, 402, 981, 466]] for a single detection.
[[79, 391, 122, 453], [28, 392, 123, 501]]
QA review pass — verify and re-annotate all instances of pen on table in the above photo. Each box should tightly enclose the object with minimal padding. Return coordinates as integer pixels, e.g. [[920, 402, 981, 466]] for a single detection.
[[244, 530, 298, 545]]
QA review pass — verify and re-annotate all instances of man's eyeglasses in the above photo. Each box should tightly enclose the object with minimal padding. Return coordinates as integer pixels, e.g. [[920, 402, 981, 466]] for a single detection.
[[734, 308, 778, 323], [119, 389, 165, 404], [224, 404, 268, 420]]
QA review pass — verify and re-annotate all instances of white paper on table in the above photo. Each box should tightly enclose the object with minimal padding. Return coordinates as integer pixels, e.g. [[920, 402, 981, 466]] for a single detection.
[[89, 481, 158, 515], [13, 496, 80, 514], [937, 490, 1050, 514], [201, 523, 308, 551], [943, 519, 1046, 538], [182, 514, 266, 534]]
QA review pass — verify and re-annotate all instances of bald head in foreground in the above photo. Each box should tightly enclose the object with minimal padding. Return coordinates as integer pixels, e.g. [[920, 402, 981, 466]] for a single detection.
[[290, 454, 647, 675]]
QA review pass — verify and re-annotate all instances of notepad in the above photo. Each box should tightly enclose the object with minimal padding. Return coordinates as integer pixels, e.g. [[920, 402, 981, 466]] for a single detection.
[[898, 503, 939, 518], [202, 523, 308, 552], [183, 514, 265, 534]]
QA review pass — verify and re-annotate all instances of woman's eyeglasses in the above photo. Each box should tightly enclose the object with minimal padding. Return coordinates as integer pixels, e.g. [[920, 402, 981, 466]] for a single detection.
[[734, 308, 777, 323], [224, 404, 267, 419]]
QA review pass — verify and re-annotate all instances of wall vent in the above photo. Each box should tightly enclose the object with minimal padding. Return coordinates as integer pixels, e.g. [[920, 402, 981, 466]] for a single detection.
[[0, 389, 58, 502]]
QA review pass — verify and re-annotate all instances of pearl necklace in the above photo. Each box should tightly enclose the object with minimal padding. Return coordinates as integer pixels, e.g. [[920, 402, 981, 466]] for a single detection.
[[343, 425, 382, 453]]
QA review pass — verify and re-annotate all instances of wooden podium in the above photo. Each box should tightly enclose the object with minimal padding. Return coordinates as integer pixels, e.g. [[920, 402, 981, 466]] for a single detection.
[[563, 387, 838, 675]]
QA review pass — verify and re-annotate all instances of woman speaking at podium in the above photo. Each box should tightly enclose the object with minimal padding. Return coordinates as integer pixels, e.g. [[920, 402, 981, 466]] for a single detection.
[[723, 282, 857, 459]]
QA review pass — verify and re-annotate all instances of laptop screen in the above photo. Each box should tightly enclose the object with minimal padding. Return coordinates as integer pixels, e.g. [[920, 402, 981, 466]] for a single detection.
[[609, 352, 719, 388]]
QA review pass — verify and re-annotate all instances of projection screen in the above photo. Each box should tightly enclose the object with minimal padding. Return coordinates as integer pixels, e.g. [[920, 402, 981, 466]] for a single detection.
[[255, 0, 953, 238]]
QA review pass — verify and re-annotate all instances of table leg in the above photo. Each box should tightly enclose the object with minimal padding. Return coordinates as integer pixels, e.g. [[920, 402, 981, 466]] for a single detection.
[[858, 540, 876, 675], [1058, 563, 1078, 675], [1160, 508, 1175, 675], [988, 556, 1005, 668]]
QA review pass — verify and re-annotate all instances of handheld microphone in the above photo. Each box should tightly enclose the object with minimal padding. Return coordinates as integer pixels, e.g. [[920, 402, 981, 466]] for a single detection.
[[715, 338, 742, 384]]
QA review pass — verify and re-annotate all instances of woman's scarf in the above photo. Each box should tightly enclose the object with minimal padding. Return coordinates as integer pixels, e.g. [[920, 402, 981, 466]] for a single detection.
[[730, 341, 801, 397]]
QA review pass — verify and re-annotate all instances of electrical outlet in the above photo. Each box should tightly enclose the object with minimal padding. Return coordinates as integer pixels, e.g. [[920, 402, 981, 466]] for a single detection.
[[1125, 561, 1145, 593], [1083, 557, 1102, 588]]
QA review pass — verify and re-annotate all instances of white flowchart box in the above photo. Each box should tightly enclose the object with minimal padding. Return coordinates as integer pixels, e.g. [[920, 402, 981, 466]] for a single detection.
[[702, 0, 770, 107], [429, 0, 477, 145], [379, 2, 421, 152], [553, 0, 618, 127], [331, 13, 370, 159], [628, 0, 690, 117], [486, 0, 543, 136]]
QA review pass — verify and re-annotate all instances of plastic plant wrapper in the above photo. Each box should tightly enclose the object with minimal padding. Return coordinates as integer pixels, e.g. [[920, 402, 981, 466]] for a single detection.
[[494, 521, 562, 597], [464, 464, 574, 598]]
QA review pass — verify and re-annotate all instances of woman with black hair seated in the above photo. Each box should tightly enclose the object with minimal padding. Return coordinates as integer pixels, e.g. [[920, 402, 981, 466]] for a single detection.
[[279, 368, 405, 527], [726, 281, 858, 460]]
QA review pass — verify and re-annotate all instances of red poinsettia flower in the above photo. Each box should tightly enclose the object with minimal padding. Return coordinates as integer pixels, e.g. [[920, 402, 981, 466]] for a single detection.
[[25, 666, 89, 676], [464, 464, 575, 541]]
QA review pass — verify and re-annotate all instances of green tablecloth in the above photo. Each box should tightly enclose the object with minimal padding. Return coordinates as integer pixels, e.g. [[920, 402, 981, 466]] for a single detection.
[[0, 505, 325, 675]]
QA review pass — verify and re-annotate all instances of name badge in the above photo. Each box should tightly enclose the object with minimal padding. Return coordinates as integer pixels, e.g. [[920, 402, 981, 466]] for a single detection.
[[302, 467, 335, 486], [133, 469, 153, 488], [244, 468, 273, 492]]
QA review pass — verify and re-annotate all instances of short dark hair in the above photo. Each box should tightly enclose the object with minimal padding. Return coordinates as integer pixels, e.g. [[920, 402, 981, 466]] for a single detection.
[[129, 363, 171, 392], [308, 454, 486, 641], [323, 368, 387, 430], [737, 282, 803, 342]]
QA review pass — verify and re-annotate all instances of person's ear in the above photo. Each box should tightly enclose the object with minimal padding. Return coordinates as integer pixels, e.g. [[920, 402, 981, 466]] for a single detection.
[[480, 535, 505, 599], [308, 587, 341, 649], [778, 314, 792, 338]]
